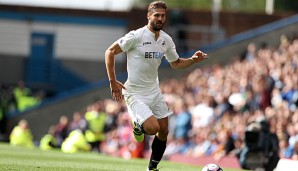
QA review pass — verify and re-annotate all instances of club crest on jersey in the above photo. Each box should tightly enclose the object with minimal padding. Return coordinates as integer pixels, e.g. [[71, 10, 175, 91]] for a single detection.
[[161, 41, 166, 47], [145, 52, 164, 59]]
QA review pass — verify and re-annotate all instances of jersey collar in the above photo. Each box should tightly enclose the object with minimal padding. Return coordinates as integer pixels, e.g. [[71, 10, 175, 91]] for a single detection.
[[145, 25, 160, 41]]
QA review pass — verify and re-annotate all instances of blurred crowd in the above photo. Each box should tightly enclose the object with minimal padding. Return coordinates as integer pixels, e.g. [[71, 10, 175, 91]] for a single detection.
[[3, 34, 298, 161], [160, 34, 298, 161]]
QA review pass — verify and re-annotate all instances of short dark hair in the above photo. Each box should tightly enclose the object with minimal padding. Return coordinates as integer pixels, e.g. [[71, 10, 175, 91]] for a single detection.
[[148, 1, 167, 14]]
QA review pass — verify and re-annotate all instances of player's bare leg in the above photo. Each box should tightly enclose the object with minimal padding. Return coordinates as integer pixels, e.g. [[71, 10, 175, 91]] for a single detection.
[[143, 116, 168, 171]]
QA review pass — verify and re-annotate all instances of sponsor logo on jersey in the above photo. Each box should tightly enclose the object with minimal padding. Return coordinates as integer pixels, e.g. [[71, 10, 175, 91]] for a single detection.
[[143, 42, 152, 45], [145, 52, 164, 59]]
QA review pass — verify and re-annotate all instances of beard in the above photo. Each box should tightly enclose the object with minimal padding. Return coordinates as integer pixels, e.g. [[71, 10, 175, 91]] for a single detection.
[[151, 21, 164, 31]]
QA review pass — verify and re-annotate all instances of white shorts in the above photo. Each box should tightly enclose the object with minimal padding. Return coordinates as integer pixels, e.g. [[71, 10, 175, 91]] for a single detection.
[[124, 91, 172, 125]]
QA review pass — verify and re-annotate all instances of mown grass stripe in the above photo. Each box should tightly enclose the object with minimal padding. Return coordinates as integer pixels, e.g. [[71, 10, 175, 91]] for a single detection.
[[0, 143, 246, 171]]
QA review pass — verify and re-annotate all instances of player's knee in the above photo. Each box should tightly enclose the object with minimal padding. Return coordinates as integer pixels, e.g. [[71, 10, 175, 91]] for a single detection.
[[159, 127, 169, 137], [144, 123, 160, 135], [142, 116, 160, 135]]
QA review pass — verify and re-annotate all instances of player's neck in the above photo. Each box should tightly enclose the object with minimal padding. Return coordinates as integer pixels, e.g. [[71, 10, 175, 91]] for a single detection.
[[147, 25, 160, 41]]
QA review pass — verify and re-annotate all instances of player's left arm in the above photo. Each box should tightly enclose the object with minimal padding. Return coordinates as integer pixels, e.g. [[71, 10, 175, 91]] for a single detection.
[[170, 50, 208, 69]]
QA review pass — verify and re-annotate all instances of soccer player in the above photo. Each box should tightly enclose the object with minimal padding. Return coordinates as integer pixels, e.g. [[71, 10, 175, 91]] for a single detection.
[[105, 1, 208, 170]]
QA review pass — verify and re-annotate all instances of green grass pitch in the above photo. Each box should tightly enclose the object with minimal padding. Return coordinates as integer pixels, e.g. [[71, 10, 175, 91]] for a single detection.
[[0, 143, 247, 171]]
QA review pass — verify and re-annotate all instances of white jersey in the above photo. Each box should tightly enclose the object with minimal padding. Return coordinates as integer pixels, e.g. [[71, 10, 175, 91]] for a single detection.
[[118, 26, 179, 95]]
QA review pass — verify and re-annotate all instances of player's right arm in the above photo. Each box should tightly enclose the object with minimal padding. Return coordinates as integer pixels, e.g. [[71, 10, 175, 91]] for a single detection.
[[105, 41, 126, 101]]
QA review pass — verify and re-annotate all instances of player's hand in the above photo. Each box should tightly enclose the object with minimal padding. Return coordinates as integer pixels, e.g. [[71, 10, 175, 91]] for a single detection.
[[110, 80, 126, 101], [191, 50, 208, 63]]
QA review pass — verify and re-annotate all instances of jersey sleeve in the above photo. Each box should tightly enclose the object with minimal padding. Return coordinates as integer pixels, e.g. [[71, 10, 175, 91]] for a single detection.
[[117, 30, 138, 52], [164, 36, 179, 63]]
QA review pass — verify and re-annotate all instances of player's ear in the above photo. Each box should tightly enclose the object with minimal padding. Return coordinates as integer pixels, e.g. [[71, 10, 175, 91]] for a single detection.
[[147, 13, 151, 20]]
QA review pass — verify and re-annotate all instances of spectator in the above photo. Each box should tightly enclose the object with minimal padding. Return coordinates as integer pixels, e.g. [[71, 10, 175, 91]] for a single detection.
[[191, 95, 215, 129], [54, 115, 69, 147], [104, 99, 121, 132], [84, 102, 107, 152], [61, 129, 91, 153], [279, 135, 294, 159], [213, 129, 235, 160], [187, 131, 212, 157], [291, 141, 298, 160], [288, 123, 298, 149], [9, 119, 34, 148], [68, 111, 87, 133], [240, 42, 257, 62], [12, 80, 44, 112], [173, 98, 192, 140], [39, 125, 58, 151], [13, 80, 31, 103], [100, 129, 120, 156], [0, 84, 14, 137], [16, 91, 43, 112], [13, 80, 31, 111], [164, 136, 190, 157]]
